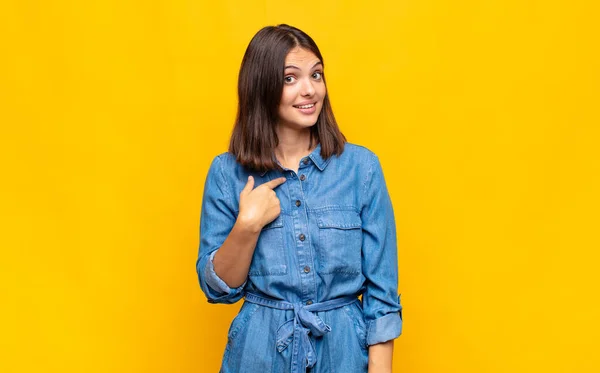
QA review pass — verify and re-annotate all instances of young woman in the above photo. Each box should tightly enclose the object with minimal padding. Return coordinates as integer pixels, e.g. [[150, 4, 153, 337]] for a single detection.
[[197, 24, 403, 373]]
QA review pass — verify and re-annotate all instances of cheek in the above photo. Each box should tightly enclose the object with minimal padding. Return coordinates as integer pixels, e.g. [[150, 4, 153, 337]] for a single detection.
[[318, 84, 327, 99], [280, 87, 296, 106]]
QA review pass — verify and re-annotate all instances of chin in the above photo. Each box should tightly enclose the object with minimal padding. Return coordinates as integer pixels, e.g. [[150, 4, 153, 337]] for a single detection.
[[296, 117, 319, 128], [279, 109, 322, 129]]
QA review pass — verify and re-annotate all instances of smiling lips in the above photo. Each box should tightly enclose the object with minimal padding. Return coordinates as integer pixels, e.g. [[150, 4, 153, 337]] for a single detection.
[[293, 102, 317, 114], [293, 103, 315, 109]]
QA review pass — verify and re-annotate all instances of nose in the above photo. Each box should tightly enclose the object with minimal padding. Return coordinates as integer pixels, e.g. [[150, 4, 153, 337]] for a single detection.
[[301, 78, 315, 97]]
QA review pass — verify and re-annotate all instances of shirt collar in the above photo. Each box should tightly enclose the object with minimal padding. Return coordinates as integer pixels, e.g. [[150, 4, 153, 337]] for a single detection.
[[259, 142, 330, 177], [308, 142, 329, 171]]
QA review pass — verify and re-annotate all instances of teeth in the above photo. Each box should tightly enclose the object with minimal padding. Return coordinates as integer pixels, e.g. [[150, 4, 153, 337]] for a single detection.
[[295, 104, 314, 109]]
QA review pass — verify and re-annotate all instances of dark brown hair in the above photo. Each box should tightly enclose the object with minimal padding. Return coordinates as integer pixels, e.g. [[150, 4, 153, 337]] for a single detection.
[[228, 24, 346, 173]]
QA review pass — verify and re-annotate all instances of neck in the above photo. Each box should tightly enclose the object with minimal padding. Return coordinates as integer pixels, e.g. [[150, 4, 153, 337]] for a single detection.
[[274, 126, 315, 163]]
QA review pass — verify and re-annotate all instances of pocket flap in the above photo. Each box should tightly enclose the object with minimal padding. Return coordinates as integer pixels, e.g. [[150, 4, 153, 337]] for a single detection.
[[262, 215, 284, 230], [317, 210, 362, 229]]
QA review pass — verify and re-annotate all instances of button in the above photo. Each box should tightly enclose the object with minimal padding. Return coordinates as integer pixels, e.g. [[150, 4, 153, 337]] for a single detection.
[[303, 266, 311, 273], [303, 158, 309, 165], [295, 200, 301, 207], [306, 300, 313, 305], [299, 233, 305, 241], [300, 174, 306, 181]]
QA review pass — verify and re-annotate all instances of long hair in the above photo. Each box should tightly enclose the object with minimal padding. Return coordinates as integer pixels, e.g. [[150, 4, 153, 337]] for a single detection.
[[229, 24, 346, 173]]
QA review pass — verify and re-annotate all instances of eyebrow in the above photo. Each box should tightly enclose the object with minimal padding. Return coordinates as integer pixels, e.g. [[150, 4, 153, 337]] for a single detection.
[[284, 61, 323, 70]]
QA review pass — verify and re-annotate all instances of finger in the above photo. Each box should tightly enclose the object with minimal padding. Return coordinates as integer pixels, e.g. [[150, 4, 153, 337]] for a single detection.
[[263, 177, 287, 190], [241, 175, 254, 195]]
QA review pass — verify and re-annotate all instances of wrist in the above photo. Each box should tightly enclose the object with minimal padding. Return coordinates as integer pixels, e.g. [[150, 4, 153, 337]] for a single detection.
[[235, 215, 262, 234]]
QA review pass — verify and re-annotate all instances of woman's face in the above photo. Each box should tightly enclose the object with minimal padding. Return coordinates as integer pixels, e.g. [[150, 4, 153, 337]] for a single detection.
[[277, 47, 326, 131]]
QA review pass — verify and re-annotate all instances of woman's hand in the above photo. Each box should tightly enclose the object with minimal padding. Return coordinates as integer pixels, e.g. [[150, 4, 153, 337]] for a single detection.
[[212, 175, 287, 288], [237, 175, 286, 232]]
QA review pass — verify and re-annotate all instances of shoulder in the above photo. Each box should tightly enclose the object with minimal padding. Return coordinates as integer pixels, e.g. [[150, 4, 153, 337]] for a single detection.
[[205, 152, 242, 188], [343, 142, 378, 158], [213, 151, 237, 164], [208, 152, 241, 172], [204, 152, 245, 200], [341, 142, 380, 165], [341, 142, 386, 190]]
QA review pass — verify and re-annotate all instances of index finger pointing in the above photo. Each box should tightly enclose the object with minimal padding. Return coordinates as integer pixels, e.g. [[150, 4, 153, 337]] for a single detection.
[[264, 177, 287, 189]]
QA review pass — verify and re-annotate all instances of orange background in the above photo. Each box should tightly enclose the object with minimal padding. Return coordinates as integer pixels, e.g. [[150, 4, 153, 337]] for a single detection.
[[1, 1, 599, 372]]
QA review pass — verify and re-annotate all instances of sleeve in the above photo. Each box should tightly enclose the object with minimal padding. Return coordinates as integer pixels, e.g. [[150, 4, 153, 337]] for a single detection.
[[196, 155, 246, 304], [360, 154, 403, 346]]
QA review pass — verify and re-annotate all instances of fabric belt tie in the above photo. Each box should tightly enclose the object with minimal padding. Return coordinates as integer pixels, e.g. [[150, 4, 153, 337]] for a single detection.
[[244, 292, 357, 373]]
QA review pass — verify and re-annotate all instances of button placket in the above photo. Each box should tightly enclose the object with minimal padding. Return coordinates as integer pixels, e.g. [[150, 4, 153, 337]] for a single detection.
[[286, 162, 316, 306]]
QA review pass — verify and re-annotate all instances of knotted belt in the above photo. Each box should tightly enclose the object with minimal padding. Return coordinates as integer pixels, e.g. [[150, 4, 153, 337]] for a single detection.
[[244, 292, 358, 373]]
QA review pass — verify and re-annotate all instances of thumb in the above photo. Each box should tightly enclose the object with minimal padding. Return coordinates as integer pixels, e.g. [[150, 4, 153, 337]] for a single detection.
[[241, 175, 254, 195]]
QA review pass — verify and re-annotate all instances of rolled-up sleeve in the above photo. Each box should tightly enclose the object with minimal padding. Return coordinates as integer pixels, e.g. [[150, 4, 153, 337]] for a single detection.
[[360, 154, 403, 346], [196, 155, 246, 304]]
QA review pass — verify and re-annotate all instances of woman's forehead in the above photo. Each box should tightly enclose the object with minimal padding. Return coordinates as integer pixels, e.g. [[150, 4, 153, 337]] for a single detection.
[[284, 47, 321, 67]]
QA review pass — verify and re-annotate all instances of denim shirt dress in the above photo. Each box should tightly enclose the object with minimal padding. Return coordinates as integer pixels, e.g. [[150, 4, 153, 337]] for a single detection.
[[196, 142, 403, 373]]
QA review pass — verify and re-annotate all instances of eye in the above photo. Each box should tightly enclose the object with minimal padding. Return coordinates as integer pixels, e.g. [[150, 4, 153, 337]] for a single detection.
[[312, 71, 323, 80], [284, 75, 296, 84]]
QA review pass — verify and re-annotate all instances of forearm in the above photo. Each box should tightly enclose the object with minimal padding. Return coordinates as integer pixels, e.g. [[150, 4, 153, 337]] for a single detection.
[[368, 340, 394, 373], [212, 218, 260, 288]]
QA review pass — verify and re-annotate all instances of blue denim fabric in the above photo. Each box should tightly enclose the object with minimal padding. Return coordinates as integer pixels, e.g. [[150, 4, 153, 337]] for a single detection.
[[196, 142, 403, 373]]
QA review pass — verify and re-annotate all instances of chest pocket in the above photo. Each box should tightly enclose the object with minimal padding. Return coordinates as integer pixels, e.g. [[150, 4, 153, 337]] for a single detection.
[[248, 215, 288, 276], [316, 209, 363, 275]]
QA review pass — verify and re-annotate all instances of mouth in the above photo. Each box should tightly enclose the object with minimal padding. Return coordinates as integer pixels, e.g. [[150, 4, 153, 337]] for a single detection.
[[293, 103, 316, 109], [292, 102, 318, 115]]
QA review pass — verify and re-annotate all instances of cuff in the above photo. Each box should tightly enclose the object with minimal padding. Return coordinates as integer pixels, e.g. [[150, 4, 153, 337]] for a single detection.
[[203, 250, 246, 303], [366, 307, 403, 346]]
